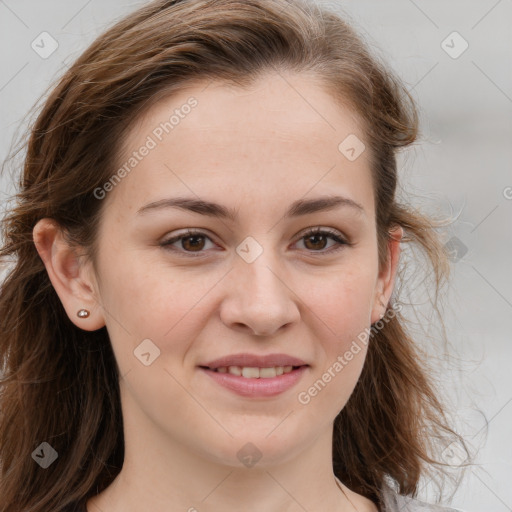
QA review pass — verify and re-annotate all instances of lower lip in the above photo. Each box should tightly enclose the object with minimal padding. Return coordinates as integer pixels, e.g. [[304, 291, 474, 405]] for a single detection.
[[199, 366, 308, 397]]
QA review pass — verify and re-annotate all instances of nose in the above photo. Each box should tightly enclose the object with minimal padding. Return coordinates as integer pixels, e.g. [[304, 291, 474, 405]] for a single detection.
[[219, 252, 300, 337]]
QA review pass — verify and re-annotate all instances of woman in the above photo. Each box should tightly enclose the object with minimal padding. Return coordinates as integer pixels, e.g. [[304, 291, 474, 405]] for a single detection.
[[0, 0, 470, 511]]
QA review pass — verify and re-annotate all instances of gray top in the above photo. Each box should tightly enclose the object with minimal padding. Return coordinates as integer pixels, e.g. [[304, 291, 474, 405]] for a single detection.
[[364, 477, 466, 512], [67, 479, 468, 512]]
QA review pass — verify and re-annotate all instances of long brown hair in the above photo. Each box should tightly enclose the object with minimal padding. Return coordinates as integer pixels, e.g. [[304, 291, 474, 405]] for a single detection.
[[0, 0, 472, 510]]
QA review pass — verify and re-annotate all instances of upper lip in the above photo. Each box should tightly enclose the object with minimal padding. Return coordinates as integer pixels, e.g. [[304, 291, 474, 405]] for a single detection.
[[200, 353, 308, 369]]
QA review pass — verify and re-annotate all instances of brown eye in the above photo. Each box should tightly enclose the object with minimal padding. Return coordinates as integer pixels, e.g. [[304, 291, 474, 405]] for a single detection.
[[160, 230, 215, 256], [180, 234, 206, 251], [296, 228, 348, 254], [304, 232, 329, 251]]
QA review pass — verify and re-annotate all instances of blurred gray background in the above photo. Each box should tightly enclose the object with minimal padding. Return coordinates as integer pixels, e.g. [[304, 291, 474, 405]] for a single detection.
[[1, 1, 511, 510]]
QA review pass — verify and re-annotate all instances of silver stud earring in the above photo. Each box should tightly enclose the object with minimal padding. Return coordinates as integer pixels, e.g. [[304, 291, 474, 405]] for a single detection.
[[77, 309, 90, 318]]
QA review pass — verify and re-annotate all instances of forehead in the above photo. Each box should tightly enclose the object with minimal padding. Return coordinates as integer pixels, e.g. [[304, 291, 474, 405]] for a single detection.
[[106, 71, 374, 219], [123, 70, 364, 154]]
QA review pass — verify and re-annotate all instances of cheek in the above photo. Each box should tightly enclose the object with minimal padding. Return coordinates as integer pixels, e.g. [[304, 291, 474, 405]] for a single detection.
[[306, 267, 376, 340], [100, 246, 195, 326], [302, 267, 375, 401], [98, 252, 221, 367]]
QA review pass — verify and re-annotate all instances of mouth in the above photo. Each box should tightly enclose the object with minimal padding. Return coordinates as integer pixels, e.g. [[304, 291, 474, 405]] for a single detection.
[[198, 365, 309, 397], [199, 365, 306, 378]]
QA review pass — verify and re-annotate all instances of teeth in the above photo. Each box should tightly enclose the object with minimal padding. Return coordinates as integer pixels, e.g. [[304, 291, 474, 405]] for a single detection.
[[242, 367, 260, 378], [259, 367, 277, 378], [213, 365, 297, 378]]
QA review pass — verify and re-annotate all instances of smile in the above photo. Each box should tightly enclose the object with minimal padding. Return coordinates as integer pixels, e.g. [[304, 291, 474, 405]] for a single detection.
[[207, 365, 300, 378], [199, 365, 308, 397]]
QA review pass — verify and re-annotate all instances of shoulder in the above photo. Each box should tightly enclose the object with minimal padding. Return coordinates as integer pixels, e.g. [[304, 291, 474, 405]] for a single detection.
[[381, 479, 467, 512]]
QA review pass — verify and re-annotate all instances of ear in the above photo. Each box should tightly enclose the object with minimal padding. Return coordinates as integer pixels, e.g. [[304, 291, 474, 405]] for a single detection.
[[370, 225, 403, 324], [32, 218, 105, 331]]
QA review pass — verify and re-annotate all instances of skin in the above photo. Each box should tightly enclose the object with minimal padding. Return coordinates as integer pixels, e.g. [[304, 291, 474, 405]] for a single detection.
[[33, 70, 402, 512]]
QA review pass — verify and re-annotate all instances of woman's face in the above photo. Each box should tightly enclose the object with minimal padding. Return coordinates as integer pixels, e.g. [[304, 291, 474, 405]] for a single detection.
[[79, 71, 400, 467]]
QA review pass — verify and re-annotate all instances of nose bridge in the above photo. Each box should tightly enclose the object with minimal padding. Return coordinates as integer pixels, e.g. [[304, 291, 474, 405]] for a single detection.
[[220, 234, 299, 336], [235, 235, 288, 303]]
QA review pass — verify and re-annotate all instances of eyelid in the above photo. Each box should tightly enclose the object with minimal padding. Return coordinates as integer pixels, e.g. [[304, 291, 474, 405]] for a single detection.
[[160, 228, 218, 257], [295, 226, 348, 243], [293, 227, 351, 254], [160, 226, 351, 256]]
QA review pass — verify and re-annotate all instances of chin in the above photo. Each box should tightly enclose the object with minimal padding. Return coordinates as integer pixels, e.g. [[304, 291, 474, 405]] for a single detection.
[[193, 428, 308, 470]]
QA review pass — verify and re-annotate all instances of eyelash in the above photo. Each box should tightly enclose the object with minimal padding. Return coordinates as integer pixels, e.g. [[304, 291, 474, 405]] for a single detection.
[[160, 227, 350, 258]]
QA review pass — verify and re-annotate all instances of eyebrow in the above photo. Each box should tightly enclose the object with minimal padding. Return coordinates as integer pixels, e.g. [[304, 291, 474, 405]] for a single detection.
[[136, 195, 365, 220]]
